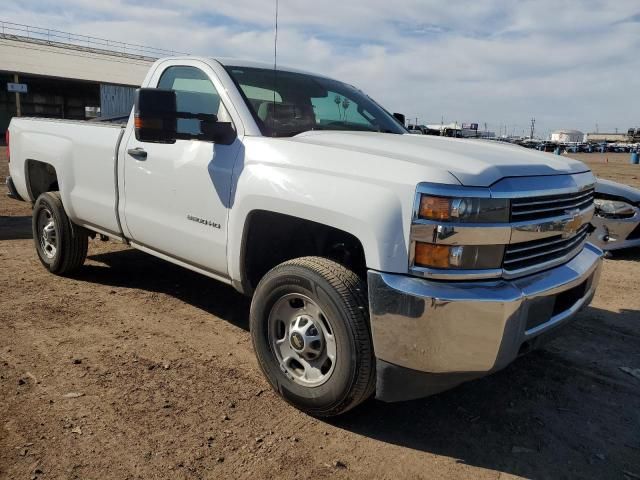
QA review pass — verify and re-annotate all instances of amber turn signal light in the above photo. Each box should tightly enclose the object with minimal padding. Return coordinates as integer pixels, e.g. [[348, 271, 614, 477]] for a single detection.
[[414, 242, 451, 269], [419, 196, 450, 221], [134, 117, 163, 129]]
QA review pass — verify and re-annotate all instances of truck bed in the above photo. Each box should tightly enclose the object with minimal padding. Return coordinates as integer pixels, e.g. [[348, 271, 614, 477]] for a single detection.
[[8, 117, 125, 236]]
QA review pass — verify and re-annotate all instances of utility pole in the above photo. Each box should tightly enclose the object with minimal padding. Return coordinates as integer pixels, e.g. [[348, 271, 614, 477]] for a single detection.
[[14, 73, 22, 117], [530, 118, 535, 139]]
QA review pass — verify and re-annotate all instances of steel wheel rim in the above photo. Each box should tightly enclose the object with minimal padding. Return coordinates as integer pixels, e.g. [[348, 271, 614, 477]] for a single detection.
[[268, 293, 337, 387], [37, 207, 57, 259]]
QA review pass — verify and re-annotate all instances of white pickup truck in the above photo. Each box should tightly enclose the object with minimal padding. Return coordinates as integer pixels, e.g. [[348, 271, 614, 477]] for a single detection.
[[6, 56, 603, 416]]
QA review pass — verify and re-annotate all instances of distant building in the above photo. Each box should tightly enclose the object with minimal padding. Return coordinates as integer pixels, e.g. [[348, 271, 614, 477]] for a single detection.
[[425, 122, 481, 138], [550, 129, 584, 143], [478, 131, 496, 139], [0, 21, 182, 135], [585, 132, 629, 143]]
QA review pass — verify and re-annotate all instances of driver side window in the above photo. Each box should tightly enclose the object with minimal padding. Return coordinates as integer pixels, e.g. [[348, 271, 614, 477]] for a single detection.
[[157, 66, 231, 136]]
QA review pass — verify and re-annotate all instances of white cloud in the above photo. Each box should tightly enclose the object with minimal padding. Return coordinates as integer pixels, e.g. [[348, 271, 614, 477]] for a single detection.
[[4, 0, 640, 135]]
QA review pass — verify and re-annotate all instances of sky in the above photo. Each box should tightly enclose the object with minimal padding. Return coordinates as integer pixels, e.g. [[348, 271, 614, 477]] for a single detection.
[[4, 0, 640, 137]]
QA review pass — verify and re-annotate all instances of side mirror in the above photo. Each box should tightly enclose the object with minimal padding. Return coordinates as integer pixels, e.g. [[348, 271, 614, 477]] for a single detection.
[[134, 88, 177, 144], [135, 88, 237, 145], [393, 112, 406, 126]]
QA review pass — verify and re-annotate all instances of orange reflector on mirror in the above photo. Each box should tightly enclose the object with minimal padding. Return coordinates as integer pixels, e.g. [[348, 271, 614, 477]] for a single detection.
[[134, 117, 163, 129]]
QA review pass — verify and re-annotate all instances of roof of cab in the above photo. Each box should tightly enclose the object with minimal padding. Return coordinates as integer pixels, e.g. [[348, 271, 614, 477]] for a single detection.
[[156, 56, 341, 85], [212, 57, 328, 78]]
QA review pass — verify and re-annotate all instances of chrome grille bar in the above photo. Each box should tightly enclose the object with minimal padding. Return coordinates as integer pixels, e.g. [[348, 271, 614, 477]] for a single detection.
[[504, 226, 589, 271], [512, 189, 593, 208], [511, 188, 595, 221], [506, 224, 590, 254], [512, 199, 593, 218]]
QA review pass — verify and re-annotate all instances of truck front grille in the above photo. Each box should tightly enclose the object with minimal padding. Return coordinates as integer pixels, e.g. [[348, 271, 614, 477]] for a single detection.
[[503, 224, 590, 272], [511, 188, 595, 222], [410, 173, 597, 280]]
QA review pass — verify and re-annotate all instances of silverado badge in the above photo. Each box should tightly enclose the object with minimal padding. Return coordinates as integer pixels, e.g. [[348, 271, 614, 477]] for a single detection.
[[187, 214, 221, 229]]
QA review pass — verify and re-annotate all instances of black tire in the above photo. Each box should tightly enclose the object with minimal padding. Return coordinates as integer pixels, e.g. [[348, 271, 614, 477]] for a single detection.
[[32, 192, 88, 275], [250, 256, 375, 417]]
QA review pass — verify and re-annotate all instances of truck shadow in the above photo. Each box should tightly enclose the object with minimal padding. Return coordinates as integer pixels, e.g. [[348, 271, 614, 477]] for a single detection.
[[81, 248, 251, 331], [77, 248, 639, 478], [329, 305, 640, 478], [0, 216, 32, 240], [605, 248, 640, 261]]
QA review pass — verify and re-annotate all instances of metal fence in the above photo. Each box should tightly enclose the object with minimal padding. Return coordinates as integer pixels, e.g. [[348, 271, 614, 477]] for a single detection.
[[0, 20, 188, 60]]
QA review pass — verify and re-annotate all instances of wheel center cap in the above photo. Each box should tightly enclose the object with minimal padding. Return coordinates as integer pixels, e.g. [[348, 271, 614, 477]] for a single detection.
[[43, 222, 55, 243], [290, 332, 305, 351]]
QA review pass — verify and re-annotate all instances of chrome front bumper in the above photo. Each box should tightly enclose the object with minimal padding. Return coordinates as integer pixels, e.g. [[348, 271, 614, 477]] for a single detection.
[[368, 243, 603, 402]]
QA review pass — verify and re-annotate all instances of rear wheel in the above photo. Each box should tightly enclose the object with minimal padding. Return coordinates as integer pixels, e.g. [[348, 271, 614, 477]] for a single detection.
[[32, 192, 88, 275], [250, 256, 375, 417]]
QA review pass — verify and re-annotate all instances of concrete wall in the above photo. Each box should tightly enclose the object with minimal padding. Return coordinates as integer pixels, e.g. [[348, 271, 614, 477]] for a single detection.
[[0, 36, 151, 86]]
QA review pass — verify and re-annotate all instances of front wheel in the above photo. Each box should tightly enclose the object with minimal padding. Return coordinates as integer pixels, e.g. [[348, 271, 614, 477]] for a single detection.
[[250, 257, 375, 417], [32, 192, 88, 275]]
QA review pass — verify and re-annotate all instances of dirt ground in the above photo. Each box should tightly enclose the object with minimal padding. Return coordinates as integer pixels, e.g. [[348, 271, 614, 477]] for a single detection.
[[1, 149, 639, 480], [569, 152, 640, 189]]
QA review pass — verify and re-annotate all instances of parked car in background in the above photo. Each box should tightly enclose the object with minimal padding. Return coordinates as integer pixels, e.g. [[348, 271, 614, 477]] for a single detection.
[[407, 124, 426, 134], [537, 142, 557, 152], [589, 179, 640, 251]]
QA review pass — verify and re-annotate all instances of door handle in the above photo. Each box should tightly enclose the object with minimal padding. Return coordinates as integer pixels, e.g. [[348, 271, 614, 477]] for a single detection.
[[127, 147, 147, 160]]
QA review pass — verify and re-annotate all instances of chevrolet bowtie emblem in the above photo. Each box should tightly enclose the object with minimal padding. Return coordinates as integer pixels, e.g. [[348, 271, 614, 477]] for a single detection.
[[562, 209, 582, 238]]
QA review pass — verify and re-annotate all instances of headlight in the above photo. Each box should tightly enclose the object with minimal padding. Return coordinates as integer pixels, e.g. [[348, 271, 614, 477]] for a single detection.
[[414, 243, 505, 269], [419, 195, 510, 223], [594, 199, 635, 218]]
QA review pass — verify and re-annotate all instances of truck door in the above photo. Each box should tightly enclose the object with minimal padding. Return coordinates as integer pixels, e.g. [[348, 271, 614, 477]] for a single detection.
[[122, 64, 240, 276]]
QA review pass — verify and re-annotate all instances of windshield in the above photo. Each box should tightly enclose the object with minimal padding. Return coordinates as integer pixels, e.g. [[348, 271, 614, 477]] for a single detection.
[[225, 66, 407, 137]]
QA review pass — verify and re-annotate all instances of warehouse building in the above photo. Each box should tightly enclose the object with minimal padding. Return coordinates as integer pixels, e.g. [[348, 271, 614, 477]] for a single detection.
[[550, 129, 584, 143], [0, 21, 183, 136]]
